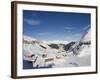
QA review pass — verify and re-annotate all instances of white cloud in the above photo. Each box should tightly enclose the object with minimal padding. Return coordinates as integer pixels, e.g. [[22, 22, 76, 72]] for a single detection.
[[63, 26, 73, 33], [64, 26, 73, 30], [24, 19, 41, 26]]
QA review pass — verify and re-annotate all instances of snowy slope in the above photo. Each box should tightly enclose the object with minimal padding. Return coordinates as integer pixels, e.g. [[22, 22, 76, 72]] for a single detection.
[[82, 29, 91, 42], [23, 28, 91, 69], [23, 35, 36, 42], [68, 28, 91, 55], [77, 28, 91, 56], [60, 28, 91, 67], [52, 28, 91, 67]]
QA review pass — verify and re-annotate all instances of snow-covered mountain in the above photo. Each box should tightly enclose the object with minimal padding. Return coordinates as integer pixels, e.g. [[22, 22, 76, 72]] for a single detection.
[[23, 35, 36, 42], [23, 28, 91, 69]]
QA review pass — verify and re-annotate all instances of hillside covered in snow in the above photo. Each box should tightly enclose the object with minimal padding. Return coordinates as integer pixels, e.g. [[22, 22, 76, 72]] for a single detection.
[[23, 29, 91, 69]]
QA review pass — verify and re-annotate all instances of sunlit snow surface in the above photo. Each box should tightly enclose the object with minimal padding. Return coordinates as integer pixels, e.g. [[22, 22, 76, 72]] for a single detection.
[[23, 29, 91, 69]]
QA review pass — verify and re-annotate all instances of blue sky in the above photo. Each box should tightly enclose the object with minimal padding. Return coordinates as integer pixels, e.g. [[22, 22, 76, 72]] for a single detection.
[[23, 10, 90, 41]]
